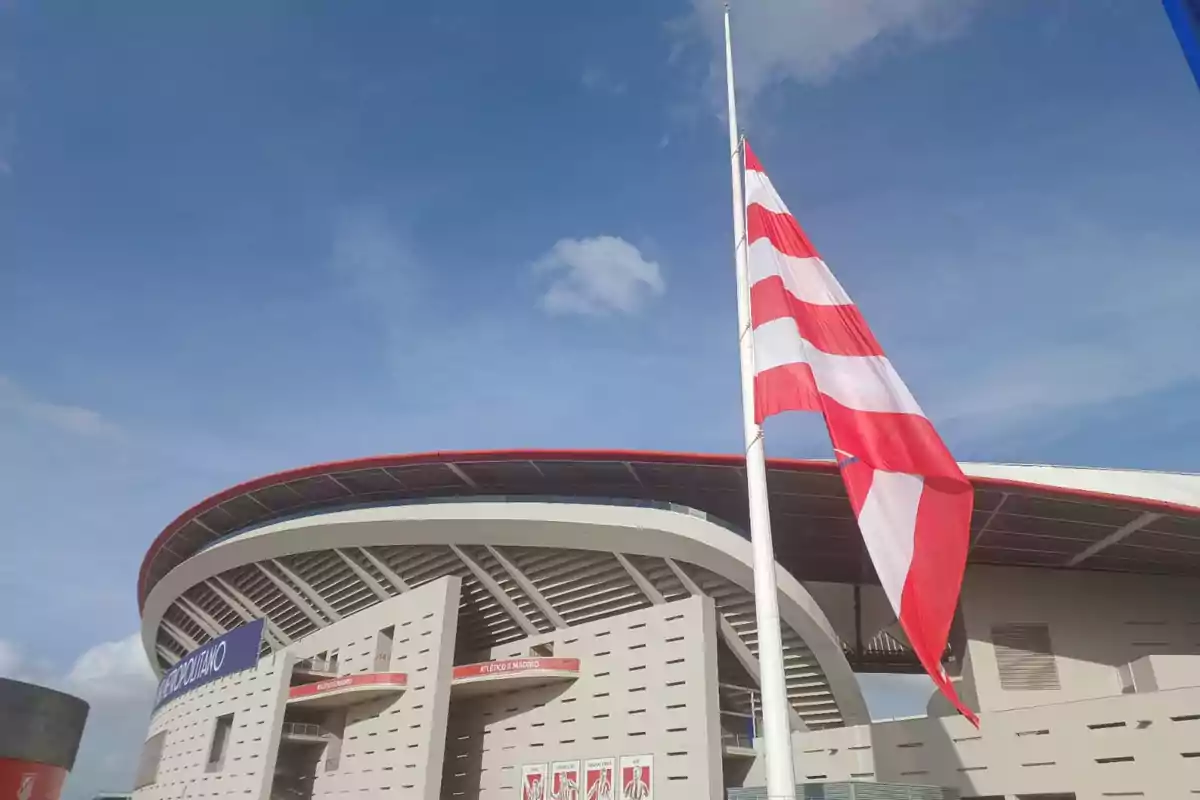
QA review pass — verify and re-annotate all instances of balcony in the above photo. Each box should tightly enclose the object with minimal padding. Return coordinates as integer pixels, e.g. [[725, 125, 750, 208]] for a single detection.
[[287, 672, 407, 709], [291, 657, 339, 684], [720, 708, 758, 758], [450, 658, 580, 698], [279, 722, 329, 744]]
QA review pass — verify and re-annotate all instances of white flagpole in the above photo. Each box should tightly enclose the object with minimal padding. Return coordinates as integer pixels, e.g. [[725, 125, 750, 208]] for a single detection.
[[723, 4, 798, 800]]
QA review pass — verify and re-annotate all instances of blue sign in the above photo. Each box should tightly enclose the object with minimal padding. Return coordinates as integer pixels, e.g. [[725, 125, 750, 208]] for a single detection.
[[154, 619, 265, 710], [1164, 0, 1200, 88]]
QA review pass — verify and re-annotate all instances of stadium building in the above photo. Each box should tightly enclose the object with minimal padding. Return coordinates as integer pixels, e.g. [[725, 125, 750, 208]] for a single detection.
[[130, 450, 1200, 800]]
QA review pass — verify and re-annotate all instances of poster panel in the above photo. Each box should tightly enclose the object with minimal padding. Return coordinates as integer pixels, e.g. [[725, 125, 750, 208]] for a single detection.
[[521, 762, 548, 800], [550, 759, 581, 800], [618, 754, 653, 800], [583, 757, 615, 800]]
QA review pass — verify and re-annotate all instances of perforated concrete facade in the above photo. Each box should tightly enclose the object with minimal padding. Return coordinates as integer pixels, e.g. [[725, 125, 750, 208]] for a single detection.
[[441, 594, 724, 800], [134, 649, 291, 799], [735, 566, 1200, 800], [957, 565, 1200, 714], [280, 576, 460, 800], [133, 577, 461, 800]]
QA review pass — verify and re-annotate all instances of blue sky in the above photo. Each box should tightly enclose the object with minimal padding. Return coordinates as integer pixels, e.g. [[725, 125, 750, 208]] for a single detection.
[[1, 1, 1199, 796]]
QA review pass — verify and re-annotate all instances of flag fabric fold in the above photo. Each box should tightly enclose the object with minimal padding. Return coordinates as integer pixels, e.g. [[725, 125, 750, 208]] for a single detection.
[[744, 140, 979, 725]]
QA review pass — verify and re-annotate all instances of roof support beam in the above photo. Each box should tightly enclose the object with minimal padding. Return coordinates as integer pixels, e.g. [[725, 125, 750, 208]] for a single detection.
[[969, 493, 1009, 552], [334, 549, 391, 602], [485, 545, 567, 629], [446, 462, 479, 489], [254, 562, 329, 628], [325, 473, 357, 497], [208, 577, 291, 647], [449, 544, 540, 637], [271, 558, 342, 622], [161, 619, 201, 652], [358, 547, 411, 593], [624, 462, 645, 487], [176, 597, 226, 639], [663, 557, 704, 597], [207, 575, 289, 652], [156, 645, 180, 667], [1066, 511, 1163, 567], [665, 558, 807, 733], [191, 516, 220, 537], [615, 552, 665, 605]]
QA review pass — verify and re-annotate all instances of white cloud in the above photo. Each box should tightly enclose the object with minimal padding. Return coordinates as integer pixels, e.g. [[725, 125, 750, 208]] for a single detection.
[[330, 208, 421, 310], [533, 236, 665, 316], [65, 633, 157, 703], [0, 375, 122, 438], [63, 635, 157, 800], [913, 228, 1200, 443], [681, 0, 974, 99], [581, 66, 627, 96], [0, 638, 27, 678]]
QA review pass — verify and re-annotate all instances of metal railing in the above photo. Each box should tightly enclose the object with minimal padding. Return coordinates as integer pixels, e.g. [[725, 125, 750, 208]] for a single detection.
[[727, 783, 953, 800], [720, 729, 756, 750], [294, 657, 337, 675], [280, 722, 327, 739]]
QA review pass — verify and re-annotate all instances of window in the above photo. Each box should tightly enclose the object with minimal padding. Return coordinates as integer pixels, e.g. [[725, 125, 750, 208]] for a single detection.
[[376, 626, 395, 670], [206, 713, 234, 772], [134, 731, 167, 789], [530, 642, 554, 657], [1117, 662, 1137, 694]]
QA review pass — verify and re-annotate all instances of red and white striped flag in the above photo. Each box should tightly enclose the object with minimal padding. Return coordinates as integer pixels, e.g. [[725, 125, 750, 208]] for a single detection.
[[744, 140, 978, 725]]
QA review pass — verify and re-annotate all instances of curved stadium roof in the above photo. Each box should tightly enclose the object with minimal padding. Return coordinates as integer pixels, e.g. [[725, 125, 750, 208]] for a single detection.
[[139, 449, 1200, 610]]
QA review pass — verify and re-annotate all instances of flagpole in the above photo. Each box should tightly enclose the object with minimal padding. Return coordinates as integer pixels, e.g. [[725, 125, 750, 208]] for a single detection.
[[723, 5, 798, 800]]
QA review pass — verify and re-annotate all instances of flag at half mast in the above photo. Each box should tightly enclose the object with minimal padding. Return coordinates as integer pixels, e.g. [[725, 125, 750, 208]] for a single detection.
[[743, 140, 979, 725]]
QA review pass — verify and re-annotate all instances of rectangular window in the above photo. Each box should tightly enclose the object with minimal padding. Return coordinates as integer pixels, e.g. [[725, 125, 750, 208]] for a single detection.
[[134, 731, 167, 789], [530, 642, 554, 657], [1117, 662, 1137, 694], [375, 626, 395, 670], [206, 713, 234, 772]]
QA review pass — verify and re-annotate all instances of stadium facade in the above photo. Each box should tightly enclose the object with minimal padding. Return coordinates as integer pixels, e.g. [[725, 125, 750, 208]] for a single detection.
[[130, 450, 1200, 800]]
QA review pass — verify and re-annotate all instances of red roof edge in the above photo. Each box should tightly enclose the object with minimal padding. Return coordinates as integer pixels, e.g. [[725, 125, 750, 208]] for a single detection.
[[137, 449, 1199, 612]]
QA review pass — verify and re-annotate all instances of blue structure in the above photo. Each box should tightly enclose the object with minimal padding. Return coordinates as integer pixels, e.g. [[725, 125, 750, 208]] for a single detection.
[[1164, 0, 1200, 87]]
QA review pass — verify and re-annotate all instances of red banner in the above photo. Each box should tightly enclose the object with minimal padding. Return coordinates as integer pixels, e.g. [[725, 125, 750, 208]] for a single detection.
[[288, 672, 407, 699], [0, 760, 67, 800], [451, 657, 579, 680]]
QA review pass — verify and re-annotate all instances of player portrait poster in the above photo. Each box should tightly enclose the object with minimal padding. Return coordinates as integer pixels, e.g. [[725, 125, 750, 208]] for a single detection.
[[521, 763, 548, 800], [618, 754, 653, 800], [583, 757, 615, 800], [550, 760, 581, 800]]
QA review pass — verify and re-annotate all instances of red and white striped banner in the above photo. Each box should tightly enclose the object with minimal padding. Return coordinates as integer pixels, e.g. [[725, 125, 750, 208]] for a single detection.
[[744, 140, 977, 725]]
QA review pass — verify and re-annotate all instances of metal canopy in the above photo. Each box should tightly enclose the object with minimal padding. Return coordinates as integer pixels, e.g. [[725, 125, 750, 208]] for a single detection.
[[140, 450, 1200, 611]]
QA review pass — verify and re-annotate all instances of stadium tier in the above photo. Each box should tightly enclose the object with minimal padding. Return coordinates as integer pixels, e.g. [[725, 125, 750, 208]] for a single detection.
[[131, 450, 1200, 800]]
